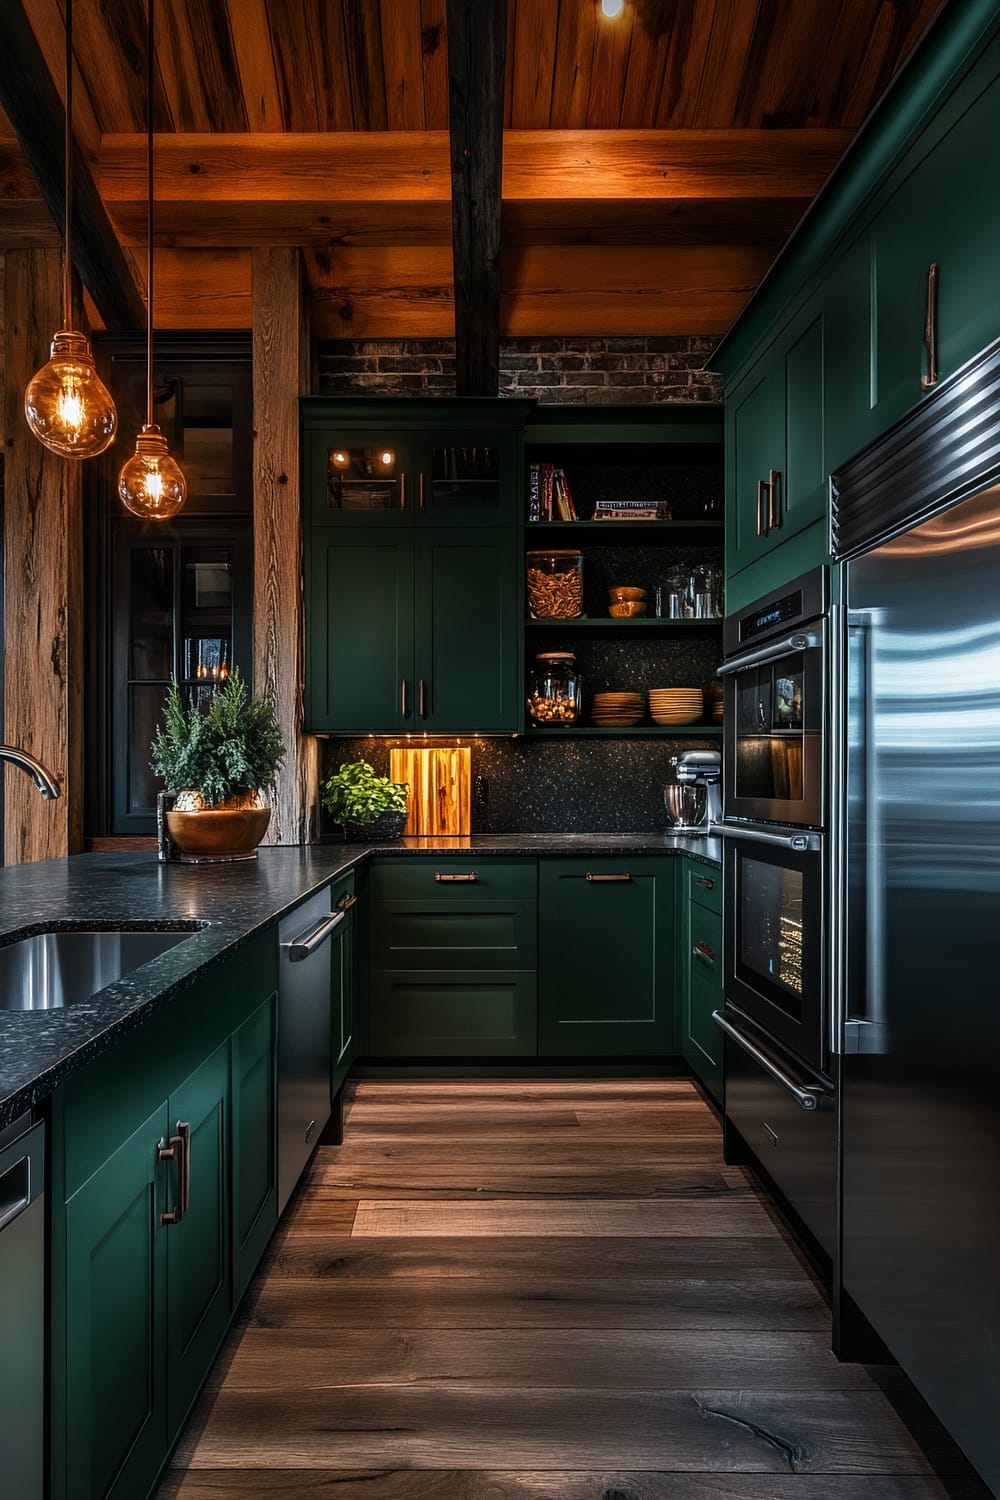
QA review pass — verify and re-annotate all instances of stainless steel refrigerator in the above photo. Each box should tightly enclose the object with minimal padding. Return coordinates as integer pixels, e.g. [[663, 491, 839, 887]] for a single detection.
[[836, 348, 1000, 1495]]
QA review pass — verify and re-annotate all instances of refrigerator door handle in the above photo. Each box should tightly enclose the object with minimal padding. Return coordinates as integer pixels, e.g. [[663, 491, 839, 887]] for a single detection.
[[844, 608, 885, 1042], [712, 1010, 826, 1110]]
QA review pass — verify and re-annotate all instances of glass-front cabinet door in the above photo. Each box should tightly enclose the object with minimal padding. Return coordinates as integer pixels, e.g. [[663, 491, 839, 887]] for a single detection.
[[309, 431, 415, 525], [416, 431, 514, 524]]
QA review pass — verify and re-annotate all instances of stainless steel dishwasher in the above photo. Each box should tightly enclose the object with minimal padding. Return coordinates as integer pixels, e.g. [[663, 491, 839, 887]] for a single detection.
[[0, 1116, 45, 1500], [277, 888, 343, 1212]]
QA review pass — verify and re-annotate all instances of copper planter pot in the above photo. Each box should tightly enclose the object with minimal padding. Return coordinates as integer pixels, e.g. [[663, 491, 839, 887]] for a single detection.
[[166, 795, 271, 861]]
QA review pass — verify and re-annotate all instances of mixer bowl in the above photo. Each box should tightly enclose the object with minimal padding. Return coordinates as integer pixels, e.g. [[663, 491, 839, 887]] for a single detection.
[[663, 781, 708, 830]]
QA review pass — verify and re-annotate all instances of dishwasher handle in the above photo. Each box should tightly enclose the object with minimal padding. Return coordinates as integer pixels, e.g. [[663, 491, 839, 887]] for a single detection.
[[281, 908, 346, 962], [0, 1122, 44, 1233]]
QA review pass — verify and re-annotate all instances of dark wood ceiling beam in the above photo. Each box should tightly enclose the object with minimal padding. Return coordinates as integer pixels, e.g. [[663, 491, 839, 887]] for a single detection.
[[0, 2, 144, 329], [446, 0, 506, 395]]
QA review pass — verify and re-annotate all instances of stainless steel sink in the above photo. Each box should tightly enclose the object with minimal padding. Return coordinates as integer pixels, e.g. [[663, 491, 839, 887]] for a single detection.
[[0, 927, 200, 1012]]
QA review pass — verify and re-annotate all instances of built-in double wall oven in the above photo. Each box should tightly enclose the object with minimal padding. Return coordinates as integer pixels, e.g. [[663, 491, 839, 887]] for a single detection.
[[717, 568, 831, 1084]]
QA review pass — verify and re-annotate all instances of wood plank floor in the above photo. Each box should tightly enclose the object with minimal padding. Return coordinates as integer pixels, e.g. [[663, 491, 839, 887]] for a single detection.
[[158, 1079, 984, 1499]]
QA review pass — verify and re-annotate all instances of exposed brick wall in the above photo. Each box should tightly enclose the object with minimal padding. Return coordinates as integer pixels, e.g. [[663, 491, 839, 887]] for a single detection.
[[317, 335, 722, 403]]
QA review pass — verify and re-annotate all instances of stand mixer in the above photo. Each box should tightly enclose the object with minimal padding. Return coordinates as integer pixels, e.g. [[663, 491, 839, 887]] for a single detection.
[[663, 749, 722, 833]]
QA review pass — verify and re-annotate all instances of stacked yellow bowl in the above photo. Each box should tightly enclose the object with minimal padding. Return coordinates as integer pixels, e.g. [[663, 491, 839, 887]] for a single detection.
[[648, 687, 704, 726], [591, 691, 644, 727]]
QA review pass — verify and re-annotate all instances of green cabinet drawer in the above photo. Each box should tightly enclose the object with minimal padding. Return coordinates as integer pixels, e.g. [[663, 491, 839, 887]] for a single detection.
[[368, 970, 537, 1057], [370, 898, 537, 971], [368, 857, 536, 902], [685, 861, 721, 914]]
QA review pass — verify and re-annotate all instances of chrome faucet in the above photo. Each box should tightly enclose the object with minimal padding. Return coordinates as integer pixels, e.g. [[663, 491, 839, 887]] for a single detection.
[[0, 746, 60, 800]]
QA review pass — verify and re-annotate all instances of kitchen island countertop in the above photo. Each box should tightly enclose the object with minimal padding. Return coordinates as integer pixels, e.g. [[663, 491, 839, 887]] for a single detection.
[[0, 832, 721, 1128]]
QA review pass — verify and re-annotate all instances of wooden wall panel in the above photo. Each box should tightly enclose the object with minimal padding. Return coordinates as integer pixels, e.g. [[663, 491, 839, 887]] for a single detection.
[[3, 249, 84, 863], [251, 248, 318, 845]]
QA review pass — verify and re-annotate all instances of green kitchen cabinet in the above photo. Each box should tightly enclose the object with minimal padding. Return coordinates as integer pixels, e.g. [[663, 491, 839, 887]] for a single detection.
[[369, 969, 538, 1057], [231, 992, 277, 1303], [679, 860, 724, 1103], [538, 858, 676, 1057], [165, 1040, 232, 1436], [305, 427, 417, 527], [332, 885, 359, 1098], [63, 1105, 168, 1500], [725, 296, 827, 587]]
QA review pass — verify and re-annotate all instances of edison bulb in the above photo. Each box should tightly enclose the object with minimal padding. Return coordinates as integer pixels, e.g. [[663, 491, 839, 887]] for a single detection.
[[380, 449, 394, 466], [24, 330, 118, 458], [117, 424, 187, 520]]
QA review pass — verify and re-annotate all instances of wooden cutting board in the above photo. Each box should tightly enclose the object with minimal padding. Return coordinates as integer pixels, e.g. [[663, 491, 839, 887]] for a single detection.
[[389, 746, 472, 836]]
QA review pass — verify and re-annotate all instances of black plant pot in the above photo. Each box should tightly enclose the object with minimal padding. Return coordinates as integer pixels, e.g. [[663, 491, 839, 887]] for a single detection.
[[341, 809, 408, 842]]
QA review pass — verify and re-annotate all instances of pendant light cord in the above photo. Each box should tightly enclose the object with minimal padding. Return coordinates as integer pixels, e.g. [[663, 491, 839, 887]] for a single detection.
[[146, 0, 155, 428], [63, 0, 73, 329]]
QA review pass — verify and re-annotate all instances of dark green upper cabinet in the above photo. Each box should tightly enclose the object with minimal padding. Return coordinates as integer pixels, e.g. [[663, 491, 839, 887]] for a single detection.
[[303, 399, 532, 735], [538, 858, 676, 1057], [726, 364, 775, 579]]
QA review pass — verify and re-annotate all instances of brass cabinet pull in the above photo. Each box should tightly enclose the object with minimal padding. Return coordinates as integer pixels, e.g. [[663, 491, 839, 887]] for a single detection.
[[694, 875, 716, 890], [921, 261, 939, 390], [401, 678, 409, 717], [337, 892, 359, 911], [768, 468, 782, 530], [435, 872, 478, 882], [418, 678, 427, 717], [586, 872, 631, 882], [157, 1132, 185, 1226], [756, 478, 770, 537], [693, 940, 716, 962], [419, 472, 425, 512], [400, 472, 407, 511], [177, 1121, 191, 1215]]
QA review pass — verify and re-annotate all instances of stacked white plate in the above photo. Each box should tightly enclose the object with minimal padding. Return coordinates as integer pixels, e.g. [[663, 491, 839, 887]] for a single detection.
[[648, 687, 703, 726], [591, 691, 644, 727]]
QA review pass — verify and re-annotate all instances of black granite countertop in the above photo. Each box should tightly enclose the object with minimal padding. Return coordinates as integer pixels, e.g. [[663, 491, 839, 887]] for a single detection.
[[0, 832, 721, 1129]]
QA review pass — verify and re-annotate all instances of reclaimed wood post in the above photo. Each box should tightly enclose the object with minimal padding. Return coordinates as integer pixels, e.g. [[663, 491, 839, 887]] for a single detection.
[[3, 248, 85, 863], [252, 247, 318, 844]]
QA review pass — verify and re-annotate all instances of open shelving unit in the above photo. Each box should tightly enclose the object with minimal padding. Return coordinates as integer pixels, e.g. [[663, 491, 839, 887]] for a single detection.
[[522, 406, 724, 738]]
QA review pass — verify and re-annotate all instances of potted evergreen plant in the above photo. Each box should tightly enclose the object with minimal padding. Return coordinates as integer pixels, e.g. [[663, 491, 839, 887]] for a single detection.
[[151, 670, 285, 860], [321, 759, 409, 841]]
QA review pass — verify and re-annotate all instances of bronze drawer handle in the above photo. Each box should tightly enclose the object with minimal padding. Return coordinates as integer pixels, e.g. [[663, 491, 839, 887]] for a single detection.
[[401, 678, 409, 717], [694, 875, 716, 890], [419, 678, 428, 717], [337, 892, 358, 911], [768, 468, 782, 530], [756, 478, 770, 537], [586, 872, 631, 882], [921, 261, 939, 390], [693, 940, 716, 962], [157, 1123, 189, 1226], [435, 872, 478, 882], [419, 472, 425, 512], [400, 471, 407, 510]]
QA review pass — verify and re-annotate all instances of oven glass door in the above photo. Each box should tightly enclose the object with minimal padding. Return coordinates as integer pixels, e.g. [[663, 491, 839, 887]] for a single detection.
[[723, 633, 824, 827], [724, 834, 824, 1074]]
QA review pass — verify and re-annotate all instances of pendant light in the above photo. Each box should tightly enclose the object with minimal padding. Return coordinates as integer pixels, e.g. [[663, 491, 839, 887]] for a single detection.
[[23, 0, 117, 458], [117, 0, 186, 520]]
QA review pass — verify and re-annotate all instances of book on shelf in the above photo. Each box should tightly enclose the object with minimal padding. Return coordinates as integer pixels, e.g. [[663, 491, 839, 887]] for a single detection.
[[528, 462, 542, 521], [541, 461, 555, 521], [527, 462, 577, 521], [592, 498, 672, 521], [552, 468, 577, 521]]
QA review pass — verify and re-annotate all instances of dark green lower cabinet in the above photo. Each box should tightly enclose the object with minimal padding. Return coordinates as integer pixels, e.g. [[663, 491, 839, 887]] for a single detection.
[[63, 1105, 167, 1500], [538, 858, 676, 1056], [369, 970, 537, 1057], [332, 899, 358, 1096], [681, 871, 724, 1103], [231, 994, 277, 1302]]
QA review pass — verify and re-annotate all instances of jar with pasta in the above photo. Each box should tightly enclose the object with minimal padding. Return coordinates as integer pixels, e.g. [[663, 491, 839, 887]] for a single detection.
[[527, 652, 582, 726], [526, 549, 584, 619]]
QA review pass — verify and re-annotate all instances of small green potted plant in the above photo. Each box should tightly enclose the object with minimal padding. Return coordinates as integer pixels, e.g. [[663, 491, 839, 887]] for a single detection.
[[321, 759, 409, 841], [151, 670, 285, 860]]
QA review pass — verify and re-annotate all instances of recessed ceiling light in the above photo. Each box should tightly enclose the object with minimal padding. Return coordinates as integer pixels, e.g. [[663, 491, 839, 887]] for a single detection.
[[601, 0, 625, 17]]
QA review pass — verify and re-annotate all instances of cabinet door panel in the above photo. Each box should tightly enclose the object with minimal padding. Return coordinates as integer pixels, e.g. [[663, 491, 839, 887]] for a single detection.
[[414, 527, 518, 732], [369, 971, 537, 1057], [166, 1040, 231, 1436], [777, 300, 827, 542], [538, 859, 675, 1056], [726, 364, 775, 579], [332, 916, 358, 1097], [824, 229, 875, 471], [417, 430, 517, 524], [307, 528, 414, 732], [305, 429, 415, 526], [232, 993, 277, 1302], [63, 1104, 167, 1500], [370, 898, 537, 971]]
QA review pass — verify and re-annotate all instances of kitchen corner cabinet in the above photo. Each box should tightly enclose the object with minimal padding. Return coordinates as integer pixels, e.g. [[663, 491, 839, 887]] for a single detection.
[[678, 859, 723, 1102], [726, 295, 827, 585], [50, 933, 278, 1500], [303, 398, 531, 735], [538, 858, 676, 1056]]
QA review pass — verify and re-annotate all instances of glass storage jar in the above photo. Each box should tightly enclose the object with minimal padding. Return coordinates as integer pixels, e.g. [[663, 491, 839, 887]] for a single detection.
[[526, 549, 584, 618], [527, 652, 582, 726]]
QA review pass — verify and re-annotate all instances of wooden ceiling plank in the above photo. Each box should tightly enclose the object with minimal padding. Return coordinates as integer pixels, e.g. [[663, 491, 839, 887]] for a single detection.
[[71, 0, 164, 133], [447, 0, 505, 395], [225, 0, 283, 131], [104, 199, 455, 249], [747, 0, 843, 128], [503, 195, 806, 246], [0, 1, 144, 329], [693, 0, 763, 128], [419, 0, 450, 131], [508, 0, 560, 130], [156, 0, 249, 132], [833, 0, 942, 129], [652, 0, 723, 128], [586, 0, 635, 128], [380, 0, 428, 131], [618, 1, 675, 130], [342, 0, 389, 130], [22, 0, 101, 159], [549, 0, 598, 129]]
